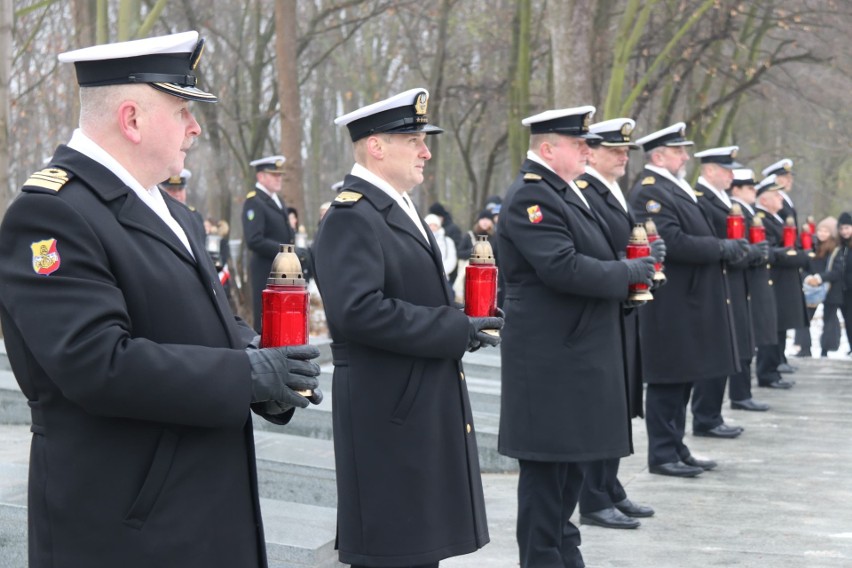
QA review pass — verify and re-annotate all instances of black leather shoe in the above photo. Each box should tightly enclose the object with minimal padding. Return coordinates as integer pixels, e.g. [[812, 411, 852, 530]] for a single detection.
[[649, 462, 703, 477], [682, 455, 717, 470], [580, 507, 640, 529], [693, 424, 742, 438], [614, 498, 654, 518], [758, 379, 793, 389], [795, 349, 811, 358], [777, 363, 796, 373], [731, 398, 770, 411]]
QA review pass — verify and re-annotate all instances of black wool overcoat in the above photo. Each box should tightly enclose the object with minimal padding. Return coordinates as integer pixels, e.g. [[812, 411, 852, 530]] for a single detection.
[[696, 185, 754, 358], [578, 171, 643, 418], [626, 168, 739, 383], [313, 174, 489, 567], [755, 207, 809, 330], [496, 160, 632, 462], [731, 198, 779, 348], [0, 146, 272, 568], [242, 188, 295, 329]]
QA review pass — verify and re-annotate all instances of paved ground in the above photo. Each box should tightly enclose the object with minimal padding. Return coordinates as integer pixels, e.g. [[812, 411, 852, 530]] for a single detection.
[[1, 317, 849, 567], [443, 354, 852, 568]]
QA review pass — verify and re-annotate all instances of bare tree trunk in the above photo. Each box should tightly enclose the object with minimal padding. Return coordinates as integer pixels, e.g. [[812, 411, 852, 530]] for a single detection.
[[508, 0, 531, 174], [548, 0, 594, 106], [0, 0, 11, 212], [420, 0, 453, 208], [275, 0, 305, 220]]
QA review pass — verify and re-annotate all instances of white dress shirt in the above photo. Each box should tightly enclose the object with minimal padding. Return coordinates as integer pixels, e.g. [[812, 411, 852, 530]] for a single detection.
[[526, 151, 589, 208], [68, 129, 194, 258], [646, 164, 697, 203], [585, 165, 627, 212], [350, 163, 429, 241], [698, 176, 732, 208]]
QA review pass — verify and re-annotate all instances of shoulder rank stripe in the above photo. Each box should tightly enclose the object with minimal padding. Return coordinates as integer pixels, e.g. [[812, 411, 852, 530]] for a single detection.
[[523, 173, 542, 181], [334, 190, 363, 203], [574, 180, 589, 189], [24, 168, 70, 192], [641, 176, 655, 186], [246, 190, 257, 199]]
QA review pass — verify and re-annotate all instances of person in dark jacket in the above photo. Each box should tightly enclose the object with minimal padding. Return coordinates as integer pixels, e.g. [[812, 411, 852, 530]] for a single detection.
[[691, 147, 763, 434], [314, 88, 501, 568], [802, 217, 841, 356], [627, 123, 744, 479], [0, 32, 322, 568], [728, 170, 774, 409], [242, 155, 295, 331], [429, 202, 468, 282], [498, 106, 655, 568], [761, 159, 799, 372], [575, 118, 659, 531], [754, 175, 810, 385], [810, 212, 852, 354]]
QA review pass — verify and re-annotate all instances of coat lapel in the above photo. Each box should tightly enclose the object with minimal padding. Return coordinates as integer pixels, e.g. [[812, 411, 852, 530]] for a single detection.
[[346, 176, 435, 256], [116, 195, 197, 266]]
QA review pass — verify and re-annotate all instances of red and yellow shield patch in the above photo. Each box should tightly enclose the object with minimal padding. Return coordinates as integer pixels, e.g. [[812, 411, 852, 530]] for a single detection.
[[527, 205, 543, 224], [31, 239, 61, 275]]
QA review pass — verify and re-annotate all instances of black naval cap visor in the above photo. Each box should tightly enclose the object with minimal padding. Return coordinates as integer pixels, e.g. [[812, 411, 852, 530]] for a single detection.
[[346, 106, 444, 142], [73, 44, 217, 103]]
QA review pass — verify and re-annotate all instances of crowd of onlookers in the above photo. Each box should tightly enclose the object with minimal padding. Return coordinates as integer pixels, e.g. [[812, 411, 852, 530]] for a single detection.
[[796, 212, 852, 357]]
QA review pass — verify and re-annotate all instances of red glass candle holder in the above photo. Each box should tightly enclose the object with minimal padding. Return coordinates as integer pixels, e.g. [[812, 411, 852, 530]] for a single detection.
[[260, 244, 312, 396], [727, 204, 745, 239], [782, 217, 797, 248], [627, 224, 654, 301]]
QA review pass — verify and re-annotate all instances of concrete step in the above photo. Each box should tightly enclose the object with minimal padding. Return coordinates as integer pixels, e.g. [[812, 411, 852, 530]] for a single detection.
[[0, 424, 342, 568], [0, 371, 28, 426], [253, 430, 338, 508]]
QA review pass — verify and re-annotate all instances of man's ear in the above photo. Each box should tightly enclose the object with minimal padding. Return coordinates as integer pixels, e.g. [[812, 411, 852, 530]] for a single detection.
[[537, 140, 553, 162], [365, 135, 384, 160], [117, 100, 142, 144]]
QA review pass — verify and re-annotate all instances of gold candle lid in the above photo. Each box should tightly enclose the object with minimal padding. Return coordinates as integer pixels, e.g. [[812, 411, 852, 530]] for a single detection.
[[785, 216, 795, 226], [752, 216, 764, 227], [629, 223, 649, 245], [267, 244, 306, 286], [470, 235, 495, 265], [644, 218, 658, 236], [730, 203, 743, 216]]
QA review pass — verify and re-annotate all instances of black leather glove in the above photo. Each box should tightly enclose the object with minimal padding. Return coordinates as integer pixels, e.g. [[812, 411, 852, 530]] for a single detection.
[[245, 345, 321, 410], [467, 316, 504, 351], [754, 240, 770, 262], [719, 238, 749, 263], [621, 256, 656, 287], [649, 237, 667, 264]]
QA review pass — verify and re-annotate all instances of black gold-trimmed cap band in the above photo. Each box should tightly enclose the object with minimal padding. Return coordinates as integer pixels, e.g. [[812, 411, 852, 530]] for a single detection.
[[345, 106, 443, 142], [60, 32, 217, 103], [335, 88, 443, 142]]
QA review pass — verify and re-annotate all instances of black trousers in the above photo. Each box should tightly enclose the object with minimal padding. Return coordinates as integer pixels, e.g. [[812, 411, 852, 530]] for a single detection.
[[646, 382, 693, 466], [579, 458, 626, 514], [841, 293, 852, 351], [756, 331, 785, 384], [691, 376, 727, 431], [517, 459, 585, 568], [794, 306, 816, 350], [729, 358, 754, 402]]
